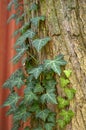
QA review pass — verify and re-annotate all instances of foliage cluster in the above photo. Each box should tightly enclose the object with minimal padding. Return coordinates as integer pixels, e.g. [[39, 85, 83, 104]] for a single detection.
[[2, 1, 76, 130]]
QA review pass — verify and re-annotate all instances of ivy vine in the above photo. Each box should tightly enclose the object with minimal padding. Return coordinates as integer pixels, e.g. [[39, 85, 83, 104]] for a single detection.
[[2, 1, 76, 130]]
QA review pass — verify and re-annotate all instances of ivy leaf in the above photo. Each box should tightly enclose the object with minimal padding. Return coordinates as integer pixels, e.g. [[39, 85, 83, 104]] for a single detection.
[[29, 103, 40, 112], [45, 123, 55, 130], [12, 121, 19, 130], [12, 45, 28, 63], [32, 37, 51, 52], [60, 110, 74, 123], [48, 112, 56, 123], [57, 97, 69, 109], [64, 88, 76, 100], [7, 14, 16, 23], [64, 69, 72, 78], [3, 93, 20, 107], [30, 3, 38, 11], [7, 1, 13, 11], [60, 77, 70, 88], [15, 29, 35, 46], [13, 107, 31, 121], [44, 54, 67, 75], [43, 79, 56, 92], [24, 91, 38, 103], [33, 127, 43, 130], [6, 105, 17, 115], [21, 22, 30, 34], [24, 126, 30, 130], [36, 109, 50, 121], [29, 65, 43, 79], [57, 119, 66, 128], [16, 13, 26, 24], [34, 83, 44, 93], [3, 69, 24, 90], [24, 82, 35, 92], [41, 91, 57, 104], [31, 16, 45, 26]]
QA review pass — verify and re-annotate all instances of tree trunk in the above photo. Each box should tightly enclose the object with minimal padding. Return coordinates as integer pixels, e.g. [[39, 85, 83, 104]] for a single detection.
[[24, 0, 86, 130]]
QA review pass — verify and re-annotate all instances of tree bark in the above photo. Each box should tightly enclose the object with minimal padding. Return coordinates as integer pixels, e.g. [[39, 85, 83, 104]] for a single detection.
[[24, 0, 86, 130]]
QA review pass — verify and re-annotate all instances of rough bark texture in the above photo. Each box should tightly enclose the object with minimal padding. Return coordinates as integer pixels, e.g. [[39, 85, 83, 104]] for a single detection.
[[24, 0, 86, 130]]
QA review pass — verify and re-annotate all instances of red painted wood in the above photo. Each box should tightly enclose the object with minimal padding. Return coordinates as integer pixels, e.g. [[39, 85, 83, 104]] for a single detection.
[[0, 1, 19, 130]]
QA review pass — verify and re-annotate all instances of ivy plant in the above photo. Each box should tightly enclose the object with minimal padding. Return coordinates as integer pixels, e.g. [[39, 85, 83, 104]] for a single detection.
[[2, 1, 76, 130], [57, 69, 76, 129]]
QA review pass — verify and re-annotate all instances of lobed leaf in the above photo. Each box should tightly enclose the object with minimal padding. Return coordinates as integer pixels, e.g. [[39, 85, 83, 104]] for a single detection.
[[60, 110, 74, 123], [30, 3, 38, 11], [11, 45, 28, 63], [57, 119, 66, 128], [24, 127, 30, 130], [34, 83, 44, 93], [13, 107, 31, 121], [64, 69, 72, 78], [24, 91, 38, 103], [44, 54, 67, 75], [36, 109, 50, 121], [41, 91, 57, 104], [64, 88, 76, 100], [31, 16, 46, 26], [3, 93, 20, 107], [7, 14, 16, 23], [45, 123, 55, 130], [29, 65, 43, 79], [15, 29, 35, 47], [32, 37, 51, 52], [60, 77, 70, 88], [3, 69, 24, 90], [57, 97, 69, 109]]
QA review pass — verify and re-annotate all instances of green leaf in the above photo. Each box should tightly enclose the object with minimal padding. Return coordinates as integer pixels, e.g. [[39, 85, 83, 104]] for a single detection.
[[48, 112, 56, 123], [29, 65, 43, 79], [6, 105, 17, 115], [12, 121, 19, 130], [29, 103, 40, 112], [7, 1, 13, 11], [30, 3, 38, 11], [43, 79, 56, 92], [57, 119, 66, 128], [57, 97, 69, 109], [31, 16, 45, 26], [13, 107, 31, 121], [21, 22, 30, 34], [64, 69, 72, 78], [32, 37, 51, 52], [7, 14, 16, 23], [16, 13, 26, 24], [12, 45, 28, 63], [15, 29, 35, 46], [3, 69, 24, 90], [44, 54, 67, 75], [24, 91, 38, 103], [3, 93, 20, 107], [45, 123, 55, 130], [64, 88, 76, 100], [60, 77, 70, 88], [41, 91, 57, 104], [60, 110, 74, 123], [13, 22, 30, 36], [24, 126, 30, 130], [33, 127, 43, 130], [34, 83, 44, 93], [36, 109, 50, 121]]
